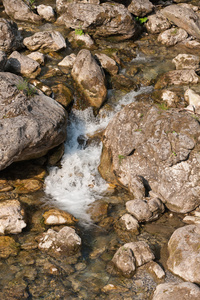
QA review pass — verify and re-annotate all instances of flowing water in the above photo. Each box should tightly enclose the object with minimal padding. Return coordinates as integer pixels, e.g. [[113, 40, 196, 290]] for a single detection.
[[44, 86, 153, 221]]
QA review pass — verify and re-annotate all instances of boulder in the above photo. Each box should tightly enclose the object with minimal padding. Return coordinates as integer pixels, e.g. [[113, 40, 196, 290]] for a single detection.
[[37, 4, 56, 22], [152, 282, 200, 300], [95, 53, 118, 76], [145, 11, 171, 34], [155, 70, 199, 89], [99, 102, 200, 213], [57, 2, 137, 41], [0, 18, 23, 53], [157, 27, 188, 46], [0, 72, 67, 170], [111, 241, 154, 277], [38, 226, 81, 256], [167, 225, 200, 283], [71, 49, 107, 108], [5, 51, 41, 78], [161, 5, 200, 40], [126, 197, 164, 222], [0, 199, 26, 234], [172, 54, 200, 70], [2, 0, 43, 24], [128, 0, 153, 17], [23, 31, 66, 52], [0, 51, 6, 71]]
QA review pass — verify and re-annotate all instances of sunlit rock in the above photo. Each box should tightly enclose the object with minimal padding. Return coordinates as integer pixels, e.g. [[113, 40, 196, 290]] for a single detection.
[[27, 51, 45, 65], [128, 0, 153, 17], [43, 208, 78, 225], [158, 27, 188, 46], [94, 52, 118, 76], [37, 4, 56, 22], [145, 11, 171, 34], [172, 54, 199, 70], [0, 200, 26, 234], [5, 51, 41, 78]]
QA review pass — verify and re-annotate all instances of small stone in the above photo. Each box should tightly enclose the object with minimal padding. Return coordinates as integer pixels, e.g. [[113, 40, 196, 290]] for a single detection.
[[161, 90, 179, 107], [58, 53, 76, 69], [120, 213, 139, 233], [147, 261, 165, 280], [43, 208, 77, 226], [0, 236, 19, 258], [95, 52, 118, 76], [158, 27, 188, 46], [37, 5, 56, 22], [0, 199, 26, 234], [184, 89, 200, 113]]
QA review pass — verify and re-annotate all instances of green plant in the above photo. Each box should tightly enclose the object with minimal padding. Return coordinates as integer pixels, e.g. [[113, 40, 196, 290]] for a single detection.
[[75, 28, 84, 36], [135, 128, 142, 132], [135, 16, 148, 25], [171, 28, 178, 35], [157, 102, 169, 111], [118, 154, 126, 164], [16, 79, 37, 98]]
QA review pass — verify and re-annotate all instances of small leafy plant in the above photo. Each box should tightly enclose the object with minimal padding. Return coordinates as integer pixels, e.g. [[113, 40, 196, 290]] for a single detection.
[[135, 16, 148, 25], [16, 79, 37, 97], [75, 28, 84, 36]]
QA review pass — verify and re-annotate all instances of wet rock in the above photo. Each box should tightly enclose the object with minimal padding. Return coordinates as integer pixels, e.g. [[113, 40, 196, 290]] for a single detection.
[[13, 178, 43, 193], [145, 11, 171, 34], [87, 200, 109, 222], [110, 241, 154, 277], [27, 51, 45, 65], [58, 2, 137, 41], [172, 54, 200, 70], [155, 70, 199, 89], [5, 51, 41, 78], [161, 5, 200, 40], [0, 72, 67, 171], [0, 179, 13, 192], [183, 211, 200, 225], [23, 31, 66, 52], [99, 102, 200, 213], [43, 208, 77, 226], [111, 74, 137, 92], [184, 89, 200, 113], [0, 199, 26, 234], [0, 236, 19, 258], [58, 53, 76, 70], [71, 49, 107, 108], [68, 31, 95, 49], [51, 83, 73, 108], [128, 0, 153, 17], [147, 261, 165, 280], [30, 79, 52, 96], [152, 282, 200, 300], [0, 51, 6, 71], [2, 0, 43, 24], [126, 198, 164, 223], [167, 224, 200, 283], [158, 27, 188, 46], [0, 18, 23, 53], [38, 226, 81, 256], [47, 143, 65, 165], [95, 53, 118, 76], [37, 4, 56, 23]]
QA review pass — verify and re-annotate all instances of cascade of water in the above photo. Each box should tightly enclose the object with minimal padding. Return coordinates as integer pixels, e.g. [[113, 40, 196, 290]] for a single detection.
[[44, 86, 153, 220]]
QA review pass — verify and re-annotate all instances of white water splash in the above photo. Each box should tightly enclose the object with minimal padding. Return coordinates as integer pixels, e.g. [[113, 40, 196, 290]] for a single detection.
[[45, 86, 153, 220]]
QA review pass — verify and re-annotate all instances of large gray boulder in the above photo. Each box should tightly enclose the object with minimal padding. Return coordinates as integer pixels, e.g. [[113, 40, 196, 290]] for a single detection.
[[2, 0, 43, 24], [71, 49, 107, 108], [152, 282, 200, 300], [0, 18, 23, 53], [99, 102, 200, 213], [161, 5, 200, 40], [23, 31, 66, 52], [57, 2, 137, 41], [0, 72, 67, 171], [167, 225, 200, 284]]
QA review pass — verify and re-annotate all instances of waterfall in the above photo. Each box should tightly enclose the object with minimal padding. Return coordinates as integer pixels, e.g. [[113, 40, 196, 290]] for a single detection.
[[45, 86, 153, 220]]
